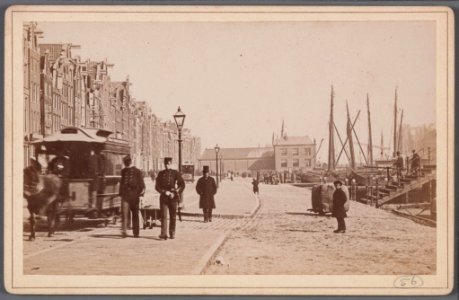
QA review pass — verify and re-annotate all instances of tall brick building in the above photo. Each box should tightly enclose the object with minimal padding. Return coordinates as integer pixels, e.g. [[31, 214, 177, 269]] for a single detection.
[[23, 22, 202, 171]]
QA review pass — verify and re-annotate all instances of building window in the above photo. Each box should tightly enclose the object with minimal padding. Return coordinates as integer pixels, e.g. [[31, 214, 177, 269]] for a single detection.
[[280, 148, 287, 155], [305, 159, 311, 167], [281, 159, 287, 168], [292, 148, 299, 155], [304, 148, 311, 156], [293, 159, 299, 167]]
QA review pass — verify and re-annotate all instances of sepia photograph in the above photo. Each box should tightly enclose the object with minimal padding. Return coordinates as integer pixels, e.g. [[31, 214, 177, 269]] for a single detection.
[[3, 5, 454, 295]]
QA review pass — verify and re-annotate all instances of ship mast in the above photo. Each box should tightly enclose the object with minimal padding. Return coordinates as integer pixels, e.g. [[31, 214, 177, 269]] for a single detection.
[[327, 85, 335, 172], [393, 87, 398, 157], [397, 110, 404, 153], [367, 93, 374, 165], [346, 101, 356, 169]]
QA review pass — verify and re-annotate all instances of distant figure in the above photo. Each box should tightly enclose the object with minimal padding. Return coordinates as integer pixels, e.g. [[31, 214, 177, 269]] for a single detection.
[[155, 157, 185, 240], [196, 166, 217, 223], [119, 155, 145, 238], [332, 180, 347, 233], [252, 178, 259, 195], [410, 149, 421, 176], [230, 172, 234, 181], [393, 151, 404, 182]]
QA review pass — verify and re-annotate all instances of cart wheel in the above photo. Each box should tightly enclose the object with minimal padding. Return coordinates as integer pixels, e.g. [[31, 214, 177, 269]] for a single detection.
[[88, 210, 99, 219]]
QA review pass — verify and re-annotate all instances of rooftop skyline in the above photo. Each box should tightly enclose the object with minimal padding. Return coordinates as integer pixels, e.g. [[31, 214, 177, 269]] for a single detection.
[[37, 21, 436, 161]]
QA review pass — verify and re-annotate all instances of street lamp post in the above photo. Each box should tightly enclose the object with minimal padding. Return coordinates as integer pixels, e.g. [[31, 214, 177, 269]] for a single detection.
[[220, 154, 223, 181], [214, 144, 220, 187], [173, 107, 186, 173]]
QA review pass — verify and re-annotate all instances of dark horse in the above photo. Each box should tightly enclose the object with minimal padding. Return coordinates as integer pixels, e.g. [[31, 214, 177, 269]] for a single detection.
[[23, 172, 62, 241]]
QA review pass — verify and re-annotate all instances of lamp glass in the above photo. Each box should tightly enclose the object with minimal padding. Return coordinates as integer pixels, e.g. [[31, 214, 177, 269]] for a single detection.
[[173, 106, 186, 128], [214, 144, 220, 153]]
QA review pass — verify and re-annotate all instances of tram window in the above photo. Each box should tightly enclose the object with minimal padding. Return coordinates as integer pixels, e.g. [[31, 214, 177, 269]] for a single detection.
[[104, 152, 124, 176]]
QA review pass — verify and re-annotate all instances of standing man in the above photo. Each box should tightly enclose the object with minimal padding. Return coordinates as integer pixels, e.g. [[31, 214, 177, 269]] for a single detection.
[[332, 180, 347, 233], [119, 155, 145, 238], [410, 149, 421, 176], [252, 178, 259, 195], [393, 151, 404, 182], [155, 157, 185, 240], [196, 166, 217, 223]]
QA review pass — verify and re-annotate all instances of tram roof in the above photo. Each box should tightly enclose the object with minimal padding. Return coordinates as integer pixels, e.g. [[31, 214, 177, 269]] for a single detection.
[[32, 127, 125, 144]]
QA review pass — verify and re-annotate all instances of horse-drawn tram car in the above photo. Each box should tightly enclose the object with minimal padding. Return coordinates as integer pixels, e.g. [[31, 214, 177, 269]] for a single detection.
[[31, 127, 130, 225]]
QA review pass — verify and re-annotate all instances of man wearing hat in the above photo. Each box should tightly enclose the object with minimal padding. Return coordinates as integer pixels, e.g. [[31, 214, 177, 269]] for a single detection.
[[392, 151, 404, 182], [410, 149, 421, 176], [195, 166, 217, 222], [332, 180, 347, 233], [119, 155, 145, 238], [155, 157, 185, 240]]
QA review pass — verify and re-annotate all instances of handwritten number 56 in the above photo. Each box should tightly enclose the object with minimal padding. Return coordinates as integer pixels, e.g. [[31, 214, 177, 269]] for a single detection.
[[394, 276, 423, 287]]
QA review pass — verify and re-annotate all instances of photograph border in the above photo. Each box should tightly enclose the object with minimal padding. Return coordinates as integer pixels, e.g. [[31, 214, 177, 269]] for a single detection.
[[3, 4, 455, 296]]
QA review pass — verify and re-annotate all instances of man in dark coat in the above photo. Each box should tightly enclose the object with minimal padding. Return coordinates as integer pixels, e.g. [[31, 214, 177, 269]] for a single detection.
[[196, 166, 217, 223], [155, 157, 185, 240], [410, 149, 421, 176], [332, 180, 347, 233], [252, 178, 259, 195], [393, 151, 404, 182], [119, 155, 145, 238]]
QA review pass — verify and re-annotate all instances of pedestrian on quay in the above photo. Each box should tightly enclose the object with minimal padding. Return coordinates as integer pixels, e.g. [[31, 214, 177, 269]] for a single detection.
[[119, 155, 145, 238], [332, 180, 347, 233], [252, 178, 259, 195], [155, 157, 185, 240], [195, 166, 217, 223], [393, 151, 404, 183], [410, 149, 421, 176]]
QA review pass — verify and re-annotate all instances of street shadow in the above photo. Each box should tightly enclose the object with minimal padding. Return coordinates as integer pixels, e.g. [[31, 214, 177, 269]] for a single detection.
[[284, 229, 322, 233], [46, 238, 74, 242], [90, 234, 126, 239], [286, 212, 332, 218], [180, 219, 204, 223], [23, 220, 107, 233]]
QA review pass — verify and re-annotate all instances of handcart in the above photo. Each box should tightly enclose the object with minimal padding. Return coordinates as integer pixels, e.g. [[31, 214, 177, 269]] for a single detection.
[[140, 197, 160, 229]]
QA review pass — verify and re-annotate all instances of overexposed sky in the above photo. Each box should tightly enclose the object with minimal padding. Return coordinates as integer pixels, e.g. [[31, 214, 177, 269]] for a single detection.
[[38, 21, 436, 161]]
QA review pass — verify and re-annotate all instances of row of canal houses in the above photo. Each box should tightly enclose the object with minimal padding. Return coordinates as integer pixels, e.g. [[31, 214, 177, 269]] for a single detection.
[[23, 22, 201, 172]]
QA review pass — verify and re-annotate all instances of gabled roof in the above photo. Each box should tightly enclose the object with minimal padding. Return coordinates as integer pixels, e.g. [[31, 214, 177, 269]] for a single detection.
[[273, 136, 314, 146], [199, 147, 274, 161]]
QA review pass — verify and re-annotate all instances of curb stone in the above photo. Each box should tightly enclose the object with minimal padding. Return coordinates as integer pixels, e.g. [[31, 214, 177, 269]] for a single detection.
[[191, 193, 261, 274], [191, 232, 228, 275]]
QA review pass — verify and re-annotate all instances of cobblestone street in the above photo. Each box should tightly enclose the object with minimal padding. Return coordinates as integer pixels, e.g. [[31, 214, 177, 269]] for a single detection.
[[204, 180, 436, 275], [23, 178, 436, 275]]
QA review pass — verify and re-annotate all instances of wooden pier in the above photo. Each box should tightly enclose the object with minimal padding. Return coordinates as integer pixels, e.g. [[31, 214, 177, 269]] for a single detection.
[[358, 167, 436, 226]]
